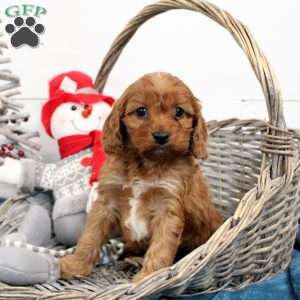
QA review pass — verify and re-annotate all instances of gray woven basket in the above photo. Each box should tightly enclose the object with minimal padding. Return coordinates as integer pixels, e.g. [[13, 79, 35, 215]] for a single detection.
[[1, 1, 300, 299]]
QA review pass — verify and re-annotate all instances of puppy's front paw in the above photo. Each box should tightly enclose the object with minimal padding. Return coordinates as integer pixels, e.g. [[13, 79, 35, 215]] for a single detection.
[[132, 270, 150, 283], [60, 254, 93, 279]]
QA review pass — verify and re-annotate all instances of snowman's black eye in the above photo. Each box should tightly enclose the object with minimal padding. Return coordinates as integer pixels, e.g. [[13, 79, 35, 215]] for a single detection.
[[71, 105, 78, 111]]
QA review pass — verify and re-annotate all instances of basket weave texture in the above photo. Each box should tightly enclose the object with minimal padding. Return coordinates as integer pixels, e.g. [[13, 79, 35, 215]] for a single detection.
[[1, 1, 300, 299]]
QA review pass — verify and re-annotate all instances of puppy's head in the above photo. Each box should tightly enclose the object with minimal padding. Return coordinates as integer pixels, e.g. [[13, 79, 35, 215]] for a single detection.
[[103, 72, 208, 161]]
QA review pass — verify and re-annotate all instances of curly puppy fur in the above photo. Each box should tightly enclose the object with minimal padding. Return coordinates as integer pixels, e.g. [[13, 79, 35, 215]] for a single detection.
[[60, 72, 223, 282]]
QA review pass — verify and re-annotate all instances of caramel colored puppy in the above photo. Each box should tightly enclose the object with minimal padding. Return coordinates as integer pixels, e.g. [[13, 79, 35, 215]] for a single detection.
[[60, 72, 222, 282]]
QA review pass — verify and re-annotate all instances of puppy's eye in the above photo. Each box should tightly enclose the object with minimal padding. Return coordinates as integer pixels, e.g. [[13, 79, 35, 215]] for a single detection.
[[175, 107, 185, 118], [135, 107, 147, 118], [71, 105, 78, 111]]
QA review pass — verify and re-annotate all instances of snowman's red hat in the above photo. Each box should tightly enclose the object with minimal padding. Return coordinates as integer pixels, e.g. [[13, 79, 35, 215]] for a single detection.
[[41, 71, 114, 137]]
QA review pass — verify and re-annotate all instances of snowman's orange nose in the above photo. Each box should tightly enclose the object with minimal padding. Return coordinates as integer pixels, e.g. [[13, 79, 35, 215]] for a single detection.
[[82, 104, 93, 118]]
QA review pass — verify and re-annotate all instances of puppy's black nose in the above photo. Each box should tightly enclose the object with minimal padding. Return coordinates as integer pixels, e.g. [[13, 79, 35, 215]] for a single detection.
[[152, 131, 169, 145]]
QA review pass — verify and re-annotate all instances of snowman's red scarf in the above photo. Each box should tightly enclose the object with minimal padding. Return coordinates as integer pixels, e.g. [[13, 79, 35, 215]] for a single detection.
[[58, 130, 105, 185]]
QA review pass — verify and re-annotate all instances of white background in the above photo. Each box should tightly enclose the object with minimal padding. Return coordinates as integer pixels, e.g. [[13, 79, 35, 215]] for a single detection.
[[1, 0, 300, 161]]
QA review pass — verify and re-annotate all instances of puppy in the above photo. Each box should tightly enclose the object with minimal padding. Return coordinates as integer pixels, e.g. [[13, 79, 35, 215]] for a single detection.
[[60, 72, 223, 282]]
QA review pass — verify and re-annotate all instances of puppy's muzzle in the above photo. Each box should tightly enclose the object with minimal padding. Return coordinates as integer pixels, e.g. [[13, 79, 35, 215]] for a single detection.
[[152, 131, 170, 145]]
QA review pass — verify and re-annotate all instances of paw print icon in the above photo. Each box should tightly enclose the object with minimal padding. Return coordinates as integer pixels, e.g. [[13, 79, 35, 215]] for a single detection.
[[5, 16, 45, 48]]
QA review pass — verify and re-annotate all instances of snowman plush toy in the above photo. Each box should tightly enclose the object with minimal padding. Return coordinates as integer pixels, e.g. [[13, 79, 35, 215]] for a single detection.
[[0, 71, 121, 285]]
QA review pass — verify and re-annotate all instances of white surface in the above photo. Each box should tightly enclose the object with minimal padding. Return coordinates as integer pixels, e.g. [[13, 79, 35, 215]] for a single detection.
[[0, 0, 299, 161], [0, 157, 22, 186]]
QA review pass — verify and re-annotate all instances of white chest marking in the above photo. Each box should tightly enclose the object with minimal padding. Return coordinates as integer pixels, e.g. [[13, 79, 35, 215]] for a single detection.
[[127, 196, 148, 242], [125, 178, 180, 241]]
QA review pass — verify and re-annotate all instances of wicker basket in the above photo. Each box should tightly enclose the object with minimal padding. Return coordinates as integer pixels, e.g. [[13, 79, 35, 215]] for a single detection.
[[1, 1, 300, 299]]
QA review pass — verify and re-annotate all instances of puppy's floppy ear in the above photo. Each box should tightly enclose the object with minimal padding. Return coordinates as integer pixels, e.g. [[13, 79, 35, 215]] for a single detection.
[[191, 98, 208, 160], [103, 98, 127, 155]]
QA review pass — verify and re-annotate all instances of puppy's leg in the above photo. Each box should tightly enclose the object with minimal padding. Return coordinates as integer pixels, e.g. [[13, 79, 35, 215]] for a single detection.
[[60, 197, 117, 279], [133, 204, 184, 282], [181, 171, 222, 252]]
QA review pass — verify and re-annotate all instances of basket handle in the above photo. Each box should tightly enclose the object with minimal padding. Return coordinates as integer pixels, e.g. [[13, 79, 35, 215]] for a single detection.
[[95, 0, 292, 178], [95, 0, 285, 129]]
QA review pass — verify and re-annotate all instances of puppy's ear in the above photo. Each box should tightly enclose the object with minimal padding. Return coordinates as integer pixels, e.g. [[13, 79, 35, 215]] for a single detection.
[[103, 98, 127, 155], [191, 98, 208, 160]]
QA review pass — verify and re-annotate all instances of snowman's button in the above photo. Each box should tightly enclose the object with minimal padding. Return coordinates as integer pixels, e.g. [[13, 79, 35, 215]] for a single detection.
[[81, 157, 92, 167]]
